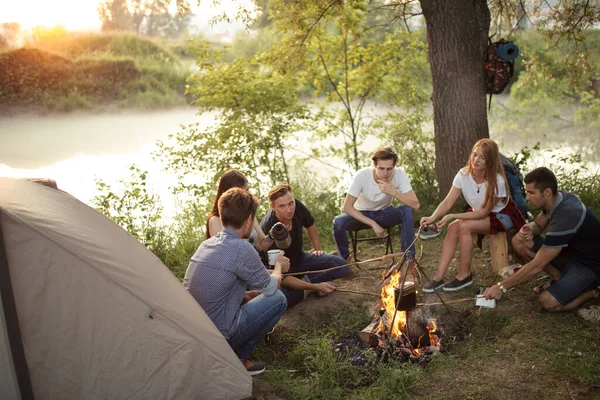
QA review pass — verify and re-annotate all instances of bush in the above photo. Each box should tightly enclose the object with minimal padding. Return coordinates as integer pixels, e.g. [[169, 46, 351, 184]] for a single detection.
[[1, 34, 190, 112]]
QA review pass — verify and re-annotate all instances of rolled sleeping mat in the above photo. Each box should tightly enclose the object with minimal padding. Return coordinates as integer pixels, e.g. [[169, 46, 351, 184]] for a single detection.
[[496, 42, 520, 61]]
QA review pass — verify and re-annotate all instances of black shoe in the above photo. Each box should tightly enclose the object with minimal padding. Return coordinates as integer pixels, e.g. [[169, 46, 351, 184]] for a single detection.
[[422, 279, 445, 293], [243, 360, 266, 376], [443, 275, 473, 291]]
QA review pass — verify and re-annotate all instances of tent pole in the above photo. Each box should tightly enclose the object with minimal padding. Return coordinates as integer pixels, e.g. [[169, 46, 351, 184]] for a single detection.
[[0, 222, 35, 400]]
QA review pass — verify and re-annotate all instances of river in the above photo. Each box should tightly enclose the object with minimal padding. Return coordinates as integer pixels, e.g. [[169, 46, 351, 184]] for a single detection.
[[1, 106, 597, 216]]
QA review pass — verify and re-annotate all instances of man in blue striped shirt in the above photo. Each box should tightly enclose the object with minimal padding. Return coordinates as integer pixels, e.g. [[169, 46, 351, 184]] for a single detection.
[[186, 188, 289, 375]]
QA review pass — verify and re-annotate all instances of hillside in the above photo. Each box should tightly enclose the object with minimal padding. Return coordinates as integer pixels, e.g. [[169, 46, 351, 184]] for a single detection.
[[0, 34, 191, 114]]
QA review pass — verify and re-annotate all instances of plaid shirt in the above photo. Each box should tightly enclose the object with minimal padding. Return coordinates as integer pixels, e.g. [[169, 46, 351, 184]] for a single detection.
[[475, 197, 526, 249]]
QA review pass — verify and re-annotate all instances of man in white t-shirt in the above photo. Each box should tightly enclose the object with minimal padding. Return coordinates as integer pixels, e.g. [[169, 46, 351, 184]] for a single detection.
[[333, 147, 420, 262]]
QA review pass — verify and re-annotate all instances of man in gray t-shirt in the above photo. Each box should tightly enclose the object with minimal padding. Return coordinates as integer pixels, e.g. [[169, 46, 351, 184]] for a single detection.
[[485, 167, 600, 312], [185, 188, 289, 375]]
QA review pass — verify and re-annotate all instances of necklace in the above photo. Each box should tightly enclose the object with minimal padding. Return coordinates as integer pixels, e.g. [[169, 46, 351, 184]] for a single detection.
[[475, 182, 483, 194]]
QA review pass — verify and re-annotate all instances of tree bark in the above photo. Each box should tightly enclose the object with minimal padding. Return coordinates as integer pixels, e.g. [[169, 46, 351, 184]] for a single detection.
[[420, 0, 491, 196]]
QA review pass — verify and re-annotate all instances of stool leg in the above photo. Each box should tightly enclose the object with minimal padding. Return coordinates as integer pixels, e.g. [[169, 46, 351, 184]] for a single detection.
[[385, 228, 394, 268], [351, 231, 359, 263]]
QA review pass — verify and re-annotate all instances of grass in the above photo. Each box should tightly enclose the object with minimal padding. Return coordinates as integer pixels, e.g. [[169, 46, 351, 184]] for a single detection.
[[252, 233, 600, 399], [0, 34, 190, 114]]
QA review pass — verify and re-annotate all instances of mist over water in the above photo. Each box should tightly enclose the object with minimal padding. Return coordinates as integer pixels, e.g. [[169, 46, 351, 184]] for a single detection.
[[1, 104, 597, 215]]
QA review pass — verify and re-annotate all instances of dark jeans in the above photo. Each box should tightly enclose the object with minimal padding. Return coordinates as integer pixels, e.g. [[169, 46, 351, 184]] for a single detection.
[[332, 205, 415, 259], [227, 290, 287, 360], [281, 252, 349, 308]]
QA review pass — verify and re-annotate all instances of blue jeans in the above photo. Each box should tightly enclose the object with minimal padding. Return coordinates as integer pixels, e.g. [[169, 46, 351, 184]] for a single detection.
[[281, 252, 349, 308], [227, 290, 287, 360], [332, 205, 415, 260]]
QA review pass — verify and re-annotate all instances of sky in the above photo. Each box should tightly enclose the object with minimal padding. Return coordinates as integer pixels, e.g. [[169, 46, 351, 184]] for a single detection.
[[0, 0, 250, 32]]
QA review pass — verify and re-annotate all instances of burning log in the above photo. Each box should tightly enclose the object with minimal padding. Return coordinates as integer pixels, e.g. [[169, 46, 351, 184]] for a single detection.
[[358, 269, 442, 361]]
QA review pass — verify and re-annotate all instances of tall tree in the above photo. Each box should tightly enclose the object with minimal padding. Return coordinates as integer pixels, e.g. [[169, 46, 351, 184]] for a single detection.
[[98, 0, 132, 32], [420, 0, 490, 195]]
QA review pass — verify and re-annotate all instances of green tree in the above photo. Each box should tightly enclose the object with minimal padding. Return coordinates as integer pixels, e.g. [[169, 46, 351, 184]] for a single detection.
[[198, 0, 600, 195], [268, 0, 430, 173], [98, 0, 190, 37], [98, 0, 132, 32], [156, 42, 310, 200]]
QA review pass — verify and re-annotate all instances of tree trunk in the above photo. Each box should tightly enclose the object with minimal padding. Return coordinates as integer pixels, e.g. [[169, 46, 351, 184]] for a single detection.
[[420, 0, 491, 196]]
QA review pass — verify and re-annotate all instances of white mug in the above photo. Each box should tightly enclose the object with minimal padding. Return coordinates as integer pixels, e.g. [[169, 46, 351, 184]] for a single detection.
[[267, 249, 281, 266]]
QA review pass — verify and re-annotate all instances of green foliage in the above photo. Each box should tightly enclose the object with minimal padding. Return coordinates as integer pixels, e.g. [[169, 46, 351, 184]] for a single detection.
[[97, 0, 191, 38], [156, 42, 310, 201], [290, 166, 344, 251], [492, 30, 599, 160], [92, 165, 205, 279], [93, 166, 168, 255], [266, 0, 431, 172], [0, 34, 189, 112], [509, 143, 600, 215]]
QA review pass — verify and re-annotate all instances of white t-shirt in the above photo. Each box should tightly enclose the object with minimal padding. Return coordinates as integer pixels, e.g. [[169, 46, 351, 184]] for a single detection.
[[452, 168, 508, 213], [348, 167, 413, 211]]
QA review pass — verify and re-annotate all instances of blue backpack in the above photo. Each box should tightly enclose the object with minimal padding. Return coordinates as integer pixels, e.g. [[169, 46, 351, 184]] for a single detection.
[[500, 154, 527, 217]]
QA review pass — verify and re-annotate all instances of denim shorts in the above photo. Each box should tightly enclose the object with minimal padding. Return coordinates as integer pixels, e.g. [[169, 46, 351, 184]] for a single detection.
[[496, 213, 514, 230], [533, 237, 600, 305]]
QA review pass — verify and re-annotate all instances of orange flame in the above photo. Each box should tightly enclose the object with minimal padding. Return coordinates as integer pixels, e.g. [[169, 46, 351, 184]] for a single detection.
[[426, 319, 441, 348], [380, 270, 406, 338]]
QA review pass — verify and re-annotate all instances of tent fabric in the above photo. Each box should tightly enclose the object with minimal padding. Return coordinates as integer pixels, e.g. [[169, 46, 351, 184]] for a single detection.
[[0, 178, 252, 400], [0, 222, 32, 400], [0, 293, 22, 400]]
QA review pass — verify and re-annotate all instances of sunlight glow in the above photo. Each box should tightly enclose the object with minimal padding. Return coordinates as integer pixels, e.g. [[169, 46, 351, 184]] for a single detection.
[[0, 0, 256, 31], [1, 0, 102, 31]]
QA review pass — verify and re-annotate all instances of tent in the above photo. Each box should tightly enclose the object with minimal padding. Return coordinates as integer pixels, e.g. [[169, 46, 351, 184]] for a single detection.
[[0, 178, 252, 400]]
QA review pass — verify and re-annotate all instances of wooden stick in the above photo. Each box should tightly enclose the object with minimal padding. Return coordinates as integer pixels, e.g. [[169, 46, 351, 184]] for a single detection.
[[335, 288, 380, 297], [282, 252, 405, 277]]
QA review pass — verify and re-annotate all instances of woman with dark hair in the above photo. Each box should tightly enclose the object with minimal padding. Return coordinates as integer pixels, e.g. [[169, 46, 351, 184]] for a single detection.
[[420, 139, 525, 292], [205, 169, 273, 249], [183, 169, 276, 291]]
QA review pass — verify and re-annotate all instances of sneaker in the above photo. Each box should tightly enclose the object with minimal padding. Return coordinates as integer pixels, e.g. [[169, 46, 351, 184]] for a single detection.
[[243, 360, 266, 376], [422, 279, 445, 293], [419, 225, 441, 240], [443, 275, 473, 291]]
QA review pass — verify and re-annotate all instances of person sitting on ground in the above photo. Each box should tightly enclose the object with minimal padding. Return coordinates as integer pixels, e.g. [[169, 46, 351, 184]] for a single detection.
[[484, 167, 600, 312], [183, 169, 275, 291], [185, 188, 289, 376], [332, 147, 420, 268], [420, 139, 525, 293], [261, 184, 349, 308]]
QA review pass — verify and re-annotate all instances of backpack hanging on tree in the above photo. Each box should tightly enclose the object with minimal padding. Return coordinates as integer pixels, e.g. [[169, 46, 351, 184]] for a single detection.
[[485, 38, 519, 104]]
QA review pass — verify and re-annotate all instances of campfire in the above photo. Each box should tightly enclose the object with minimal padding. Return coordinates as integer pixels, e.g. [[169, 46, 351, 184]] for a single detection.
[[359, 269, 443, 361]]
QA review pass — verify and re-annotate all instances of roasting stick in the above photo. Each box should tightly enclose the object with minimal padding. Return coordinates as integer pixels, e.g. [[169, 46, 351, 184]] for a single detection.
[[281, 252, 405, 277]]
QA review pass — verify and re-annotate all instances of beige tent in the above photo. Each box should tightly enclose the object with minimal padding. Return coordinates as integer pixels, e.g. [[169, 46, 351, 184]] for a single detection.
[[0, 178, 252, 400]]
